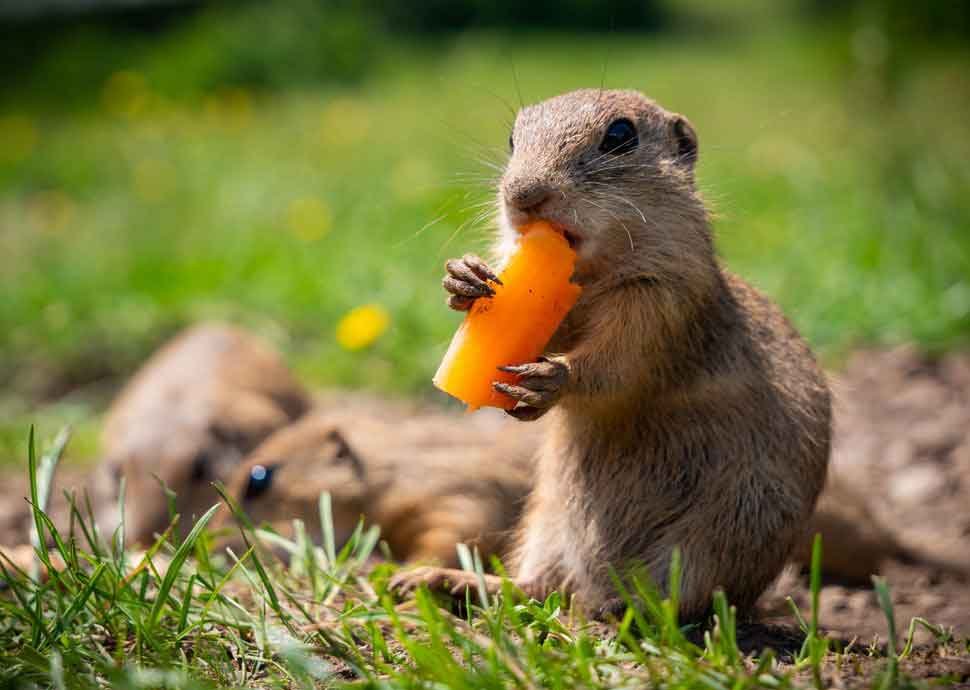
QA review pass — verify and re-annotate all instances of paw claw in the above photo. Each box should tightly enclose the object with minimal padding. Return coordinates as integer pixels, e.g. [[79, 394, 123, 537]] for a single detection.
[[462, 254, 502, 285], [494, 358, 568, 420], [497, 363, 528, 375], [390, 567, 475, 600], [505, 405, 547, 421], [389, 566, 435, 596], [493, 382, 547, 408], [443, 255, 501, 311], [442, 275, 493, 299]]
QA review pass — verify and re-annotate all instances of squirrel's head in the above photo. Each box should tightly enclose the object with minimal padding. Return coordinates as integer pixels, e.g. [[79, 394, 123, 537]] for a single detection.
[[498, 89, 710, 285], [216, 422, 368, 551]]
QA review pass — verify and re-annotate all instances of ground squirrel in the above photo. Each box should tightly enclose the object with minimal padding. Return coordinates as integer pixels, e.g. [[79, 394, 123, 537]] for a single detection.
[[97, 323, 309, 544], [217, 408, 536, 567], [392, 89, 832, 621]]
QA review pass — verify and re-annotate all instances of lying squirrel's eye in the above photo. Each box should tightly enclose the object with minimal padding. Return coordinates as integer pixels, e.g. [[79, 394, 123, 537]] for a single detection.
[[600, 118, 638, 155], [244, 464, 276, 500], [508, 129, 515, 153]]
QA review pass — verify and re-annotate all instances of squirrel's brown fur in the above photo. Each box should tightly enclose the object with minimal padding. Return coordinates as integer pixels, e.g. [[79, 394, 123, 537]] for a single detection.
[[218, 408, 536, 567], [98, 323, 309, 544], [394, 89, 832, 621]]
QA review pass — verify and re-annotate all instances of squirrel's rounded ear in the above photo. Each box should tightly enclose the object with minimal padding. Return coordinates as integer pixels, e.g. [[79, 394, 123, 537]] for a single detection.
[[326, 428, 366, 480], [670, 115, 698, 168]]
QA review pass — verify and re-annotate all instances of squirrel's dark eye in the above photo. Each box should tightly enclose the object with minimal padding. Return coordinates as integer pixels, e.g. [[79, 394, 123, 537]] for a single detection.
[[600, 118, 638, 155], [244, 464, 276, 500], [508, 130, 514, 153]]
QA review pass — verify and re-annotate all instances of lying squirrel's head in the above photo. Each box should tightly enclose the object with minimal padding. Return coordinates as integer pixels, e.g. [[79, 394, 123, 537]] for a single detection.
[[498, 89, 713, 287], [216, 421, 369, 552]]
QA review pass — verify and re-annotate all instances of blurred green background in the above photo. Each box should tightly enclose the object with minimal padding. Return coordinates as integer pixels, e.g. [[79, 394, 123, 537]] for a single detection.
[[1, 0, 969, 463]]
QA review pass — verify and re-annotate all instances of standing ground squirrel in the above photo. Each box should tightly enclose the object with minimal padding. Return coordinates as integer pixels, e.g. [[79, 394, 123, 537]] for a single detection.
[[392, 89, 832, 621], [97, 323, 309, 543]]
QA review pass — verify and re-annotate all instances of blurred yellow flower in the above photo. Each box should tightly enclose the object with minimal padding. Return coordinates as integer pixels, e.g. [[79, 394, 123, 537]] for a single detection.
[[133, 158, 176, 203], [286, 196, 332, 242], [336, 304, 390, 351], [102, 70, 151, 120], [0, 115, 38, 163]]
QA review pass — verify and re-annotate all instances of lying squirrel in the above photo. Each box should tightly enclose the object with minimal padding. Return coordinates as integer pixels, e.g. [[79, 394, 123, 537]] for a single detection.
[[217, 408, 536, 567]]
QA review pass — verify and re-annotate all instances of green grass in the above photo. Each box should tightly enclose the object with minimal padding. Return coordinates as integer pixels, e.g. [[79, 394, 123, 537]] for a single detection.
[[2, 21, 970, 463], [3, 427, 965, 689]]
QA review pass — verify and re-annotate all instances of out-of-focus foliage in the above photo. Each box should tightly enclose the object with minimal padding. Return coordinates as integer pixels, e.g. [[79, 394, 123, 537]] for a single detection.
[[1, 1, 376, 107], [348, 0, 667, 32], [805, 0, 970, 42]]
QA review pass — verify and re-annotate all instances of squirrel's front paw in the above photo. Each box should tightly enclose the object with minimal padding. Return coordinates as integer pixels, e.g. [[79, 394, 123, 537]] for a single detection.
[[442, 254, 502, 311], [494, 357, 569, 421]]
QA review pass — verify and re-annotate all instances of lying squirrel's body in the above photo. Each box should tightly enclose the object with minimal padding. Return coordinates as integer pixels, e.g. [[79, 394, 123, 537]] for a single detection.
[[221, 408, 536, 566], [395, 89, 831, 621]]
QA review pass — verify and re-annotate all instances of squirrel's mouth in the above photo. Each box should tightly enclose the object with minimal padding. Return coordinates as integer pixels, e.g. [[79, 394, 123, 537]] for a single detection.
[[510, 211, 584, 250], [546, 221, 582, 249], [562, 228, 582, 250]]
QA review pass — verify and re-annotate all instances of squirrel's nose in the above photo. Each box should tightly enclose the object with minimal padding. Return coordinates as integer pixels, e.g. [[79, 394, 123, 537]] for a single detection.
[[506, 180, 553, 213]]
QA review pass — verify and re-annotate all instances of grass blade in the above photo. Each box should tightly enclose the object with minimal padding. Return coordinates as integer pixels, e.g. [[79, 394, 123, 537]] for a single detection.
[[872, 576, 899, 690], [319, 492, 337, 568], [147, 504, 220, 631], [27, 426, 70, 581]]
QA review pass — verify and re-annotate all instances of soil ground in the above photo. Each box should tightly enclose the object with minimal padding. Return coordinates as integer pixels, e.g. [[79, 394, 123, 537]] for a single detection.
[[2, 346, 968, 685]]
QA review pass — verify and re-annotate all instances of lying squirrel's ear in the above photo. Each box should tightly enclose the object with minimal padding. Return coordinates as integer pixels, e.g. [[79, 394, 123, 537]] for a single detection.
[[326, 428, 367, 481], [669, 114, 698, 169]]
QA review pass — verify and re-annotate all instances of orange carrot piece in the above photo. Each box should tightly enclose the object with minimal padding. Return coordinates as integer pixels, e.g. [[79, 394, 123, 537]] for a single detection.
[[433, 221, 582, 410]]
